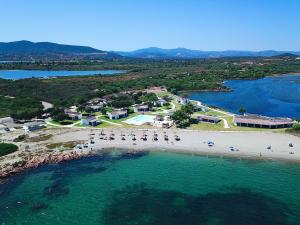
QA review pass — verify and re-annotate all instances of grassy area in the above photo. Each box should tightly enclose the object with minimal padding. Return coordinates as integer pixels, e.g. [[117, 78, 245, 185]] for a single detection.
[[0, 143, 18, 157], [285, 124, 300, 136], [190, 110, 288, 132], [49, 119, 78, 126], [189, 121, 225, 131]]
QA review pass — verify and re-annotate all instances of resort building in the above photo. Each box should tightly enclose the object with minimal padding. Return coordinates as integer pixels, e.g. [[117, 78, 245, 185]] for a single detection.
[[64, 109, 82, 120], [152, 115, 174, 128], [234, 114, 294, 129], [81, 116, 101, 127], [154, 98, 167, 107], [23, 121, 46, 132], [197, 115, 221, 124], [68, 106, 78, 113], [177, 96, 190, 105], [193, 101, 208, 112], [68, 112, 82, 120], [87, 97, 107, 105], [134, 104, 150, 113], [107, 110, 128, 120], [86, 104, 103, 112]]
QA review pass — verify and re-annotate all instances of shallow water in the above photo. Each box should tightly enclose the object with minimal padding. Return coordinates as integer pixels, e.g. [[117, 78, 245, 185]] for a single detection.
[[189, 74, 300, 118], [0, 70, 124, 79], [0, 151, 300, 225]]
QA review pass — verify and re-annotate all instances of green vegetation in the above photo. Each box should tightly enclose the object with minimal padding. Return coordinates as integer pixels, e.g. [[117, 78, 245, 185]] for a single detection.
[[139, 93, 158, 103], [239, 107, 246, 114], [111, 94, 135, 108], [172, 103, 196, 128], [0, 143, 18, 157], [13, 134, 28, 142], [0, 56, 299, 120], [286, 124, 300, 136], [0, 96, 43, 119]]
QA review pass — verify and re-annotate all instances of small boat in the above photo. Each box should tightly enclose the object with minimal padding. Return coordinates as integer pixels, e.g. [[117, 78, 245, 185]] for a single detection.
[[289, 143, 293, 147]]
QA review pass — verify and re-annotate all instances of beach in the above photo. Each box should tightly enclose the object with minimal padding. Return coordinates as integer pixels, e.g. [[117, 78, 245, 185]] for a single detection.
[[1, 127, 299, 179], [0, 128, 300, 165], [54, 128, 300, 161]]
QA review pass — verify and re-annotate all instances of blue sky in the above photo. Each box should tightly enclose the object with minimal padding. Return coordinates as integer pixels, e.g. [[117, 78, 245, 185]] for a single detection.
[[1, 0, 300, 51]]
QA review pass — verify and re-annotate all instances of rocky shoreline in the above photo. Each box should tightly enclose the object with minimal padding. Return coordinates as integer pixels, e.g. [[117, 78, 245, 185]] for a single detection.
[[0, 150, 93, 180]]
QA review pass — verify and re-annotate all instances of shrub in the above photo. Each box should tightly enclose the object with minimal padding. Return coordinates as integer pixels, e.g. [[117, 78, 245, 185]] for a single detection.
[[0, 143, 18, 157]]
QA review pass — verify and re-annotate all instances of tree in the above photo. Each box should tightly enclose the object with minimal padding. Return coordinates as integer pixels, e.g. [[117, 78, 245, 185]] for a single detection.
[[181, 103, 195, 115], [52, 112, 69, 122], [139, 93, 158, 103], [172, 107, 192, 128], [101, 107, 108, 115], [239, 107, 246, 114], [50, 107, 69, 122], [180, 92, 189, 98]]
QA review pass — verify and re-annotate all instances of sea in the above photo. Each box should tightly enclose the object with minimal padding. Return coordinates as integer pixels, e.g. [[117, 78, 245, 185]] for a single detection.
[[0, 150, 299, 225], [0, 70, 124, 79], [188, 74, 300, 118]]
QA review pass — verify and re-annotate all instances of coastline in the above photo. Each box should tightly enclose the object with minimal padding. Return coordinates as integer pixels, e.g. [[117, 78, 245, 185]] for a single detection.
[[1, 128, 299, 180]]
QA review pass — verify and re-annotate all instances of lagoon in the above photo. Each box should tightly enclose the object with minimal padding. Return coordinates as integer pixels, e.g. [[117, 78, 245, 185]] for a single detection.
[[189, 74, 300, 118], [0, 70, 124, 79], [0, 151, 299, 225]]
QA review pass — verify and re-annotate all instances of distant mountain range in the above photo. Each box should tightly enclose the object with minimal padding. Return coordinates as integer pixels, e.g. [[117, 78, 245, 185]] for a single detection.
[[0, 41, 299, 61], [117, 47, 300, 59], [0, 41, 120, 61]]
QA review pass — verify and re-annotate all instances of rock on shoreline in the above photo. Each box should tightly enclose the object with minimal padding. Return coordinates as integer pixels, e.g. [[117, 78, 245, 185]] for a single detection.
[[0, 150, 93, 179]]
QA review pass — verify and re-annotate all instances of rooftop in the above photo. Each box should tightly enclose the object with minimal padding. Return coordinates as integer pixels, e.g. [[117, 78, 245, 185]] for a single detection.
[[135, 104, 149, 109], [198, 115, 221, 121], [234, 114, 293, 126], [24, 121, 45, 127], [110, 110, 127, 115]]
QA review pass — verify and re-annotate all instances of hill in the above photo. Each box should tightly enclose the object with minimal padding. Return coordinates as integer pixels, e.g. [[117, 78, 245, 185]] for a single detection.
[[117, 47, 300, 59], [0, 41, 121, 61]]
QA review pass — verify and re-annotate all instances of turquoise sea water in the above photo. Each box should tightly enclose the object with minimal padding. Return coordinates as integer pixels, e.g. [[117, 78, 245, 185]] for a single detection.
[[0, 151, 300, 225], [188, 74, 300, 118], [0, 70, 124, 79]]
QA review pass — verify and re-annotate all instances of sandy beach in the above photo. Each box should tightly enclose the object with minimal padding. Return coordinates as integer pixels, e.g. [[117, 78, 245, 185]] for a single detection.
[[1, 127, 300, 179], [50, 128, 300, 162]]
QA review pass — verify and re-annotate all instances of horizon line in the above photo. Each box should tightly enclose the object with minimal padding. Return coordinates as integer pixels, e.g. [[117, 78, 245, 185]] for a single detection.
[[1, 40, 300, 52]]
